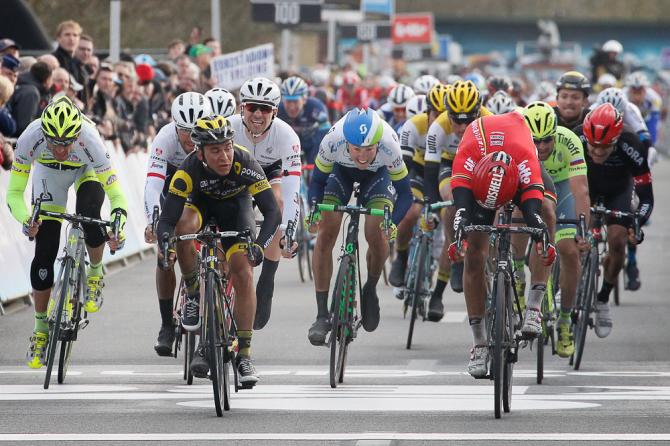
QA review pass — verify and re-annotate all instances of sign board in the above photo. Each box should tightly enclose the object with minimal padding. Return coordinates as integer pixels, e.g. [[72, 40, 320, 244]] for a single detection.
[[340, 22, 391, 42], [251, 0, 323, 26], [361, 0, 394, 16], [391, 44, 432, 61], [210, 43, 275, 90], [392, 13, 434, 44]]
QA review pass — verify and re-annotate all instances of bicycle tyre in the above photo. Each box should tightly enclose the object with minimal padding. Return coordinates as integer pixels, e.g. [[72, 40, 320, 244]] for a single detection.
[[58, 298, 80, 384], [613, 273, 620, 306], [329, 255, 352, 388], [503, 275, 515, 413], [297, 219, 307, 283], [406, 240, 426, 350], [573, 250, 596, 371], [492, 271, 506, 419], [44, 259, 72, 390], [206, 273, 226, 417], [185, 331, 195, 385]]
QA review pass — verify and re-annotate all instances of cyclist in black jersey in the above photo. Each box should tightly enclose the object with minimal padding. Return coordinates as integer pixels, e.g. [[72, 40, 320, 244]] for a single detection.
[[554, 71, 591, 130], [574, 104, 654, 339], [158, 116, 281, 387]]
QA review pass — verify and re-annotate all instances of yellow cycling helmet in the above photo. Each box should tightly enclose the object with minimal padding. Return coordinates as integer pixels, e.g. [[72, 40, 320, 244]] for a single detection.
[[41, 96, 82, 141], [446, 80, 480, 115], [426, 83, 449, 113], [190, 115, 235, 146], [523, 101, 557, 140]]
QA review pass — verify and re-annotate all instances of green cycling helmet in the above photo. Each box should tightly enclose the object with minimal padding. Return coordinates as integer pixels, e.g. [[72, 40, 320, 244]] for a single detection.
[[41, 96, 83, 141], [522, 101, 557, 140]]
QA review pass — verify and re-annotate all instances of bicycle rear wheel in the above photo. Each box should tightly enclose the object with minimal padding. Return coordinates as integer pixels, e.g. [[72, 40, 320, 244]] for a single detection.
[[206, 273, 227, 417], [406, 240, 426, 350], [492, 271, 505, 419], [184, 331, 195, 384], [573, 250, 596, 371], [329, 255, 353, 388], [44, 259, 72, 390]]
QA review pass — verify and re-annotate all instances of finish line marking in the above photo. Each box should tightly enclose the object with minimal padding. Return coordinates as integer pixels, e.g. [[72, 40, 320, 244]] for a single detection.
[[1, 433, 669, 441]]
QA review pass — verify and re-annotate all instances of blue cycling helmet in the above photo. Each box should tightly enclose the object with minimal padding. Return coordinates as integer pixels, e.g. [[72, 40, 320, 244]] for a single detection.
[[342, 107, 383, 147], [281, 76, 308, 100]]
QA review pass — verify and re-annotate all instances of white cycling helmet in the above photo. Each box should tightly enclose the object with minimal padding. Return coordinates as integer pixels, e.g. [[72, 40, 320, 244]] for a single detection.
[[602, 40, 623, 54], [205, 88, 237, 118], [281, 76, 309, 100], [405, 94, 427, 119], [171, 92, 212, 129], [413, 74, 440, 95], [311, 68, 330, 87], [625, 71, 649, 89], [596, 87, 628, 114], [485, 91, 517, 115], [534, 80, 556, 101], [597, 73, 617, 89], [239, 77, 281, 107], [387, 84, 416, 108]]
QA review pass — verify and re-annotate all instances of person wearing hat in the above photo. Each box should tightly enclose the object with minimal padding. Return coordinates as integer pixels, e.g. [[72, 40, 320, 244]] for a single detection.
[[1, 54, 20, 86], [51, 20, 89, 106], [554, 70, 592, 130], [6, 61, 53, 136], [590, 39, 626, 83], [0, 38, 20, 58], [0, 74, 17, 139]]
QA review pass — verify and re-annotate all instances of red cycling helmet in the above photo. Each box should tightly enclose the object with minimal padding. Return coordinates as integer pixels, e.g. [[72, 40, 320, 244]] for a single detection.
[[471, 151, 519, 210], [583, 103, 623, 146]]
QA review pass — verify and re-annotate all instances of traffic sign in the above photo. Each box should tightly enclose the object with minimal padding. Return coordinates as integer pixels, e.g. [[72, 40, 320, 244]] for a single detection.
[[340, 22, 391, 42], [251, 0, 323, 26]]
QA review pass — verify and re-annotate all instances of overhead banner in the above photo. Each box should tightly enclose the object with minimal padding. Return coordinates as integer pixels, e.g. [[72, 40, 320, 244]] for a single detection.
[[210, 43, 275, 90], [392, 13, 434, 45], [361, 0, 394, 16]]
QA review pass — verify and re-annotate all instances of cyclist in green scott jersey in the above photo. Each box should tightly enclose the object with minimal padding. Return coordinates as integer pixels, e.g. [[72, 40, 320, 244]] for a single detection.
[[521, 101, 591, 358]]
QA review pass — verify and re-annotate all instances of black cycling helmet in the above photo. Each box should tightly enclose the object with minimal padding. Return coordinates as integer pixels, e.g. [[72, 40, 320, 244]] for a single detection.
[[190, 115, 235, 147], [556, 71, 591, 96]]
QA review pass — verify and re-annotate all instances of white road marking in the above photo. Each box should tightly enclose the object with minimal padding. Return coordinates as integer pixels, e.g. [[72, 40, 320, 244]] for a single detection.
[[441, 311, 468, 323], [2, 433, 670, 441]]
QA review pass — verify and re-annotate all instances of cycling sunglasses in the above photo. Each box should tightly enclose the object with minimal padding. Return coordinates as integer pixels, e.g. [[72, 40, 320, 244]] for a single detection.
[[448, 113, 478, 125], [533, 135, 554, 144], [588, 141, 616, 150], [243, 103, 274, 114], [45, 135, 77, 146]]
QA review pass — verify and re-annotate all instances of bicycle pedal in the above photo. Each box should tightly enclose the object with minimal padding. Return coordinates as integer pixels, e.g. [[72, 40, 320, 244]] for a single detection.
[[78, 319, 89, 330]]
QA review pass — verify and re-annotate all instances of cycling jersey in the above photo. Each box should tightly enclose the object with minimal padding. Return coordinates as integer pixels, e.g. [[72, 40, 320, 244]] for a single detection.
[[554, 106, 588, 131], [144, 121, 190, 224], [7, 118, 127, 224], [400, 113, 430, 167], [227, 114, 302, 228], [336, 87, 369, 112], [277, 96, 330, 165], [452, 112, 546, 232], [624, 87, 662, 143], [157, 145, 281, 250], [309, 117, 412, 224], [575, 128, 654, 225], [543, 126, 587, 183], [424, 106, 493, 164]]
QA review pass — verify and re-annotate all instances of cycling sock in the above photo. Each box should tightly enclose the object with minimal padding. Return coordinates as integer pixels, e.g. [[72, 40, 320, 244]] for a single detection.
[[627, 244, 637, 266], [366, 273, 380, 289], [257, 259, 279, 294], [559, 308, 572, 324], [432, 269, 450, 300], [34, 311, 48, 334], [469, 317, 487, 346], [316, 290, 329, 318], [527, 283, 546, 310], [597, 281, 614, 303], [238, 330, 252, 358], [183, 271, 199, 294], [87, 261, 103, 277], [159, 298, 173, 326]]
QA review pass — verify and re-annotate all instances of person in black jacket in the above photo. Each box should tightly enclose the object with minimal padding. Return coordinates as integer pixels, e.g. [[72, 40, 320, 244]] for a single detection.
[[6, 61, 52, 136], [51, 20, 89, 108]]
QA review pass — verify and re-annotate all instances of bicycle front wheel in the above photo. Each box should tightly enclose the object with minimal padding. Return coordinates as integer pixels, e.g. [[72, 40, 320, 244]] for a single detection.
[[492, 271, 506, 419], [45, 259, 72, 390], [502, 274, 515, 413], [206, 273, 227, 417], [58, 296, 80, 384], [573, 250, 597, 370], [329, 255, 354, 388], [406, 240, 427, 350]]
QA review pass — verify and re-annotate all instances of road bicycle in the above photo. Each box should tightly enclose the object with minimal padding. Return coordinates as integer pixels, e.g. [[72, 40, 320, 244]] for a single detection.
[[30, 197, 121, 389]]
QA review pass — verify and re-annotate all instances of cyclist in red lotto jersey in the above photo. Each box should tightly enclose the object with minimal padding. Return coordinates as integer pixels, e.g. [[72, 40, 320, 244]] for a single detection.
[[448, 112, 556, 377]]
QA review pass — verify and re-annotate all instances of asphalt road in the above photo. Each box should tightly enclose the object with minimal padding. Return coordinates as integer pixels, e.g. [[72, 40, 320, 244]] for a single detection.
[[1, 161, 669, 445]]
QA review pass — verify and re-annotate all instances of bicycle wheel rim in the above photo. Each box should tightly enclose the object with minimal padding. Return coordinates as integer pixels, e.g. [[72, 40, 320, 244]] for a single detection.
[[44, 259, 71, 390], [406, 240, 426, 350], [58, 297, 79, 385], [493, 271, 505, 419], [573, 251, 595, 370], [337, 262, 356, 384], [503, 277, 514, 412], [206, 273, 224, 417], [329, 256, 349, 388]]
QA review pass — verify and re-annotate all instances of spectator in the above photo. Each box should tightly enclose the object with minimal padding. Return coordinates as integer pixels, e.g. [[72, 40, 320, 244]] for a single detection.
[[203, 37, 221, 56], [1, 55, 20, 86], [114, 75, 150, 154], [136, 63, 168, 131], [76, 34, 95, 75], [185, 26, 203, 56], [52, 20, 89, 105], [0, 74, 17, 138], [52, 67, 85, 110], [6, 61, 52, 136], [113, 61, 134, 86], [0, 38, 20, 58], [18, 56, 36, 74], [167, 39, 185, 61], [175, 63, 199, 95], [37, 54, 60, 71], [91, 63, 119, 140], [590, 40, 625, 82]]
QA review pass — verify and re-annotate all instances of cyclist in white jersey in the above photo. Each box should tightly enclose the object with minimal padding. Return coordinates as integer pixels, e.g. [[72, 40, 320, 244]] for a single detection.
[[227, 77, 301, 330], [144, 92, 212, 356]]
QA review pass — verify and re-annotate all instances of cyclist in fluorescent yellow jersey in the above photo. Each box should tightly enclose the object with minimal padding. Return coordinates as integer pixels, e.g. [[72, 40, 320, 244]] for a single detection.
[[422, 80, 492, 319], [6, 96, 127, 368], [521, 101, 590, 357], [389, 83, 449, 292]]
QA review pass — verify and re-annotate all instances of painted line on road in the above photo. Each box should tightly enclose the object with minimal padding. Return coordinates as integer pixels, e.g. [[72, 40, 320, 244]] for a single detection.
[[440, 311, 468, 323], [1, 433, 670, 441]]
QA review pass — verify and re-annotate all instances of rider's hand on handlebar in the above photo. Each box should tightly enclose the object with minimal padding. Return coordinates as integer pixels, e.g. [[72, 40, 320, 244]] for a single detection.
[[305, 210, 321, 234], [575, 235, 590, 252], [279, 234, 298, 258], [380, 221, 397, 242], [419, 213, 438, 232], [157, 246, 176, 270], [628, 227, 644, 245], [536, 241, 556, 267], [247, 243, 264, 267], [144, 224, 156, 244], [23, 219, 41, 238], [448, 240, 468, 262]]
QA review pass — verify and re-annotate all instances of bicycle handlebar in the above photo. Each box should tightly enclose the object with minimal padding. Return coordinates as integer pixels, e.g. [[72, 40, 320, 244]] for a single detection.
[[161, 228, 256, 267], [590, 205, 641, 241], [28, 197, 43, 241], [316, 203, 385, 216]]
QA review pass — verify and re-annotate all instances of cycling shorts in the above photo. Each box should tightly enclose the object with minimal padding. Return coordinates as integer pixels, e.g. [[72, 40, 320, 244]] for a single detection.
[[554, 179, 576, 243], [590, 178, 634, 227], [323, 164, 395, 211]]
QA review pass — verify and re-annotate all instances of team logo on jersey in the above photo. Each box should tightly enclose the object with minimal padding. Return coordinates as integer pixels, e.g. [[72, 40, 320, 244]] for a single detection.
[[155, 148, 163, 155], [292, 144, 300, 153], [464, 157, 476, 172], [38, 269, 48, 281], [360, 124, 368, 134], [234, 162, 241, 175], [490, 131, 505, 147], [106, 174, 117, 186], [517, 159, 532, 185]]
